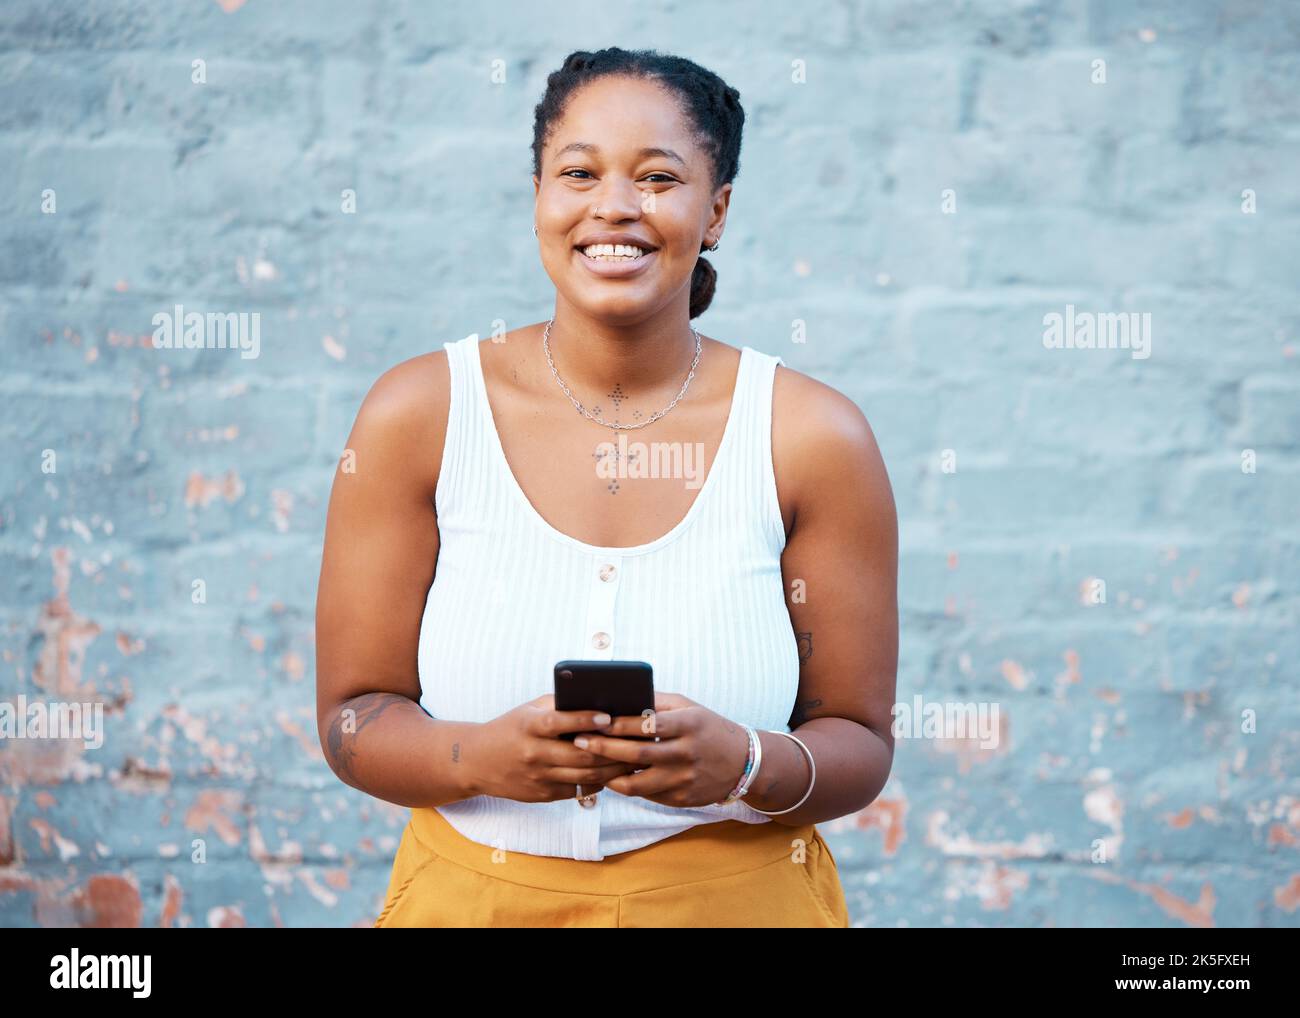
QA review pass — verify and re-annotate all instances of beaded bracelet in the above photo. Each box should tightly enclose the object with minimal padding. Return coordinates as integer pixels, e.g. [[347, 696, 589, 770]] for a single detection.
[[713, 725, 762, 805]]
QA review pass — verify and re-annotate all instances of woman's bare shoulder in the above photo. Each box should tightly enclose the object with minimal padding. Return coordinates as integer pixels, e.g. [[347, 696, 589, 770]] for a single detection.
[[771, 360, 894, 531], [346, 349, 451, 499], [772, 361, 876, 445]]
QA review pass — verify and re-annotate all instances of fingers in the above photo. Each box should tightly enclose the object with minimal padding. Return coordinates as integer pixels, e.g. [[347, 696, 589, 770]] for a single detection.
[[597, 703, 704, 739], [589, 699, 697, 738], [599, 710, 672, 739], [572, 731, 673, 767], [604, 763, 681, 798], [537, 759, 639, 801], [533, 732, 635, 771], [547, 761, 636, 786], [534, 707, 615, 739]]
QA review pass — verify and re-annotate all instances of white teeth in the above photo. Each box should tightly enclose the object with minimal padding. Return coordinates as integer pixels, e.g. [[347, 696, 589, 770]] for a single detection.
[[581, 243, 648, 259]]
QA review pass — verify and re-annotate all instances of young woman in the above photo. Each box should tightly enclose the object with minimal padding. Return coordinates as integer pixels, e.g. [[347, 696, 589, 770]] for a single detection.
[[315, 47, 898, 928]]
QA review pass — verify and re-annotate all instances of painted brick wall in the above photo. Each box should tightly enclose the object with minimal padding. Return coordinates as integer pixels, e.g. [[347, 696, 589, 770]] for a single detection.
[[1, 1, 1297, 927]]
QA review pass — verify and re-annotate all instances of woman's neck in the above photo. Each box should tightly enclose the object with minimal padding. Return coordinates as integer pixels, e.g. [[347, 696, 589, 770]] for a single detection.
[[538, 311, 703, 400]]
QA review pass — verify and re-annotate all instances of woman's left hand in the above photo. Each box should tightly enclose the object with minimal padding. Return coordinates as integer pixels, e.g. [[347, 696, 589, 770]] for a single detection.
[[575, 693, 751, 808]]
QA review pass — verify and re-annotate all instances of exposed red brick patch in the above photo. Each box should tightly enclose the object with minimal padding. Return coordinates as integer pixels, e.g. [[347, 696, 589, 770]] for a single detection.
[[975, 862, 1030, 910], [208, 905, 246, 927], [0, 871, 37, 894], [324, 868, 350, 890], [115, 631, 145, 655], [69, 874, 143, 928], [1263, 798, 1300, 847], [29, 817, 79, 861], [1093, 870, 1216, 928], [4, 553, 105, 784], [297, 870, 339, 907], [0, 795, 12, 865], [184, 469, 245, 508], [160, 874, 183, 928], [250, 824, 303, 865], [183, 790, 243, 846], [1056, 649, 1081, 691], [856, 797, 907, 855], [276, 713, 322, 760], [34, 547, 102, 700], [1275, 875, 1300, 912], [1145, 881, 1215, 928], [1000, 659, 1028, 690]]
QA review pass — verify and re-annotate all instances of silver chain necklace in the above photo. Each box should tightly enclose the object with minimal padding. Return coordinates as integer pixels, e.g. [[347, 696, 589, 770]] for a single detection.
[[542, 317, 702, 431]]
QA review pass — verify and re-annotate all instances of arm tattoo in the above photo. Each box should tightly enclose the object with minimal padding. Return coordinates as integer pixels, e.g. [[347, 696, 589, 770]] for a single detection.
[[751, 768, 785, 801], [789, 633, 819, 728], [796, 630, 813, 663], [789, 697, 823, 730], [325, 691, 410, 783]]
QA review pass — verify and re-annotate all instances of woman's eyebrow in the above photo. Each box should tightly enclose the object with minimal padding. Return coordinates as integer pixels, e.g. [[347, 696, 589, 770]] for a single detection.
[[554, 141, 687, 167]]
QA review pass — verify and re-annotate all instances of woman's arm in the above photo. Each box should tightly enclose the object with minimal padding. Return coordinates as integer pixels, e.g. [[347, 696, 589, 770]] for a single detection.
[[314, 352, 483, 808], [741, 366, 899, 824]]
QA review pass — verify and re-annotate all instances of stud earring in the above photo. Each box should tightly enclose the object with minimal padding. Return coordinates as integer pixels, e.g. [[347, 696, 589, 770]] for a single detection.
[[533, 223, 538, 236]]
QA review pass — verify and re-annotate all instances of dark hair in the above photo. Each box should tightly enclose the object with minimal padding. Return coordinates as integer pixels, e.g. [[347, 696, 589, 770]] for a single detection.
[[531, 47, 745, 320]]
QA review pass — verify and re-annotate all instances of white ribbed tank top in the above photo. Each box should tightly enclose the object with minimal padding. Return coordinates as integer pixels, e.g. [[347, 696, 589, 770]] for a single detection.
[[417, 333, 801, 860]]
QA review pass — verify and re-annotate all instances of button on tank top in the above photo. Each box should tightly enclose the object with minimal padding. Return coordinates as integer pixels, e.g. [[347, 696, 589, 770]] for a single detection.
[[417, 333, 800, 860]]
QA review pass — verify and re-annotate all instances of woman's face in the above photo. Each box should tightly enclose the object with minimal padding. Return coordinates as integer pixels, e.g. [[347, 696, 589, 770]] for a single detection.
[[533, 75, 729, 323]]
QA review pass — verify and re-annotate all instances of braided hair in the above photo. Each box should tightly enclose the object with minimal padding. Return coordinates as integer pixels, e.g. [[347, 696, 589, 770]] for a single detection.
[[531, 47, 745, 320]]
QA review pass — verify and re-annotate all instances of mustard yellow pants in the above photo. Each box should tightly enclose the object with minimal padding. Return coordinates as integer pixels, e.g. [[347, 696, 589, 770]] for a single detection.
[[374, 805, 850, 928]]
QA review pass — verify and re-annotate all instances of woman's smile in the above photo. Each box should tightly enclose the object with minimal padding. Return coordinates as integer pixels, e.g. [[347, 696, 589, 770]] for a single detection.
[[573, 245, 659, 278]]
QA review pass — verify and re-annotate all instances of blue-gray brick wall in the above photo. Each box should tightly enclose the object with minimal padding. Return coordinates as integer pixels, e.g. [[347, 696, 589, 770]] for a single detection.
[[0, 0, 1297, 927]]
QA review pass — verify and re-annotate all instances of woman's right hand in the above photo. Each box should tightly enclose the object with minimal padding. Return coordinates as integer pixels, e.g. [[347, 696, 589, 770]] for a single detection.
[[471, 694, 640, 803]]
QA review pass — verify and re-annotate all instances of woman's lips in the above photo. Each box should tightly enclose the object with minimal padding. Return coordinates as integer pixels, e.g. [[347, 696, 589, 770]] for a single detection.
[[574, 247, 657, 278]]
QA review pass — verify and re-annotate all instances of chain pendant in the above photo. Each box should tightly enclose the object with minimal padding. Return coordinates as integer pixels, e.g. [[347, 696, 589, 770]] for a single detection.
[[542, 317, 702, 431]]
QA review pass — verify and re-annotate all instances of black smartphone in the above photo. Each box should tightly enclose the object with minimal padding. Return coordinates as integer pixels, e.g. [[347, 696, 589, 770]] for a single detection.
[[553, 659, 656, 741]]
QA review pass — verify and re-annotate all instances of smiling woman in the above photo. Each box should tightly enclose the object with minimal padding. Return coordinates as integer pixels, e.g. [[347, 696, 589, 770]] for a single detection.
[[315, 46, 899, 928], [531, 55, 739, 323]]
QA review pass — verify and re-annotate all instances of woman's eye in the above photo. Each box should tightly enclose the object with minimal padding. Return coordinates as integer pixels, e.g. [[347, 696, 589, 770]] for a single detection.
[[561, 170, 676, 183]]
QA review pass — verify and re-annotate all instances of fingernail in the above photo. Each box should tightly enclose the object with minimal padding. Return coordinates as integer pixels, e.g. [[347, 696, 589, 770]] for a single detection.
[[574, 737, 589, 749], [593, 713, 611, 726]]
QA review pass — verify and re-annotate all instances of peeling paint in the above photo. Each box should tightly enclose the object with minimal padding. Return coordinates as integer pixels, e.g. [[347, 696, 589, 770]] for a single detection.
[[1000, 659, 1029, 690], [183, 790, 243, 846], [184, 470, 245, 508], [926, 811, 1055, 859], [855, 797, 907, 855], [1274, 875, 1300, 912]]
